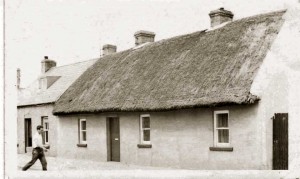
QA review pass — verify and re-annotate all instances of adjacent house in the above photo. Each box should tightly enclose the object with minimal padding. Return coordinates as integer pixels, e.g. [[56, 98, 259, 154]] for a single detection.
[[17, 57, 97, 156]]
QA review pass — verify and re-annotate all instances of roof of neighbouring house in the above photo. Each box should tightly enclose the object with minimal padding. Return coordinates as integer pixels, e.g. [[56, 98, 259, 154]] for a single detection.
[[53, 10, 286, 114], [18, 59, 97, 107]]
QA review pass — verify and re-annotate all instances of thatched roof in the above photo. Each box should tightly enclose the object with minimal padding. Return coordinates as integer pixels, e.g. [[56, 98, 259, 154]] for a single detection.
[[53, 10, 285, 114], [18, 59, 97, 107]]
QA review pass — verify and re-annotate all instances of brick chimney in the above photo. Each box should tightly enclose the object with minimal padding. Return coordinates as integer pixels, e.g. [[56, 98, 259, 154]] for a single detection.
[[17, 68, 21, 89], [102, 44, 117, 56], [134, 30, 155, 46], [41, 56, 56, 73], [209, 8, 234, 28]]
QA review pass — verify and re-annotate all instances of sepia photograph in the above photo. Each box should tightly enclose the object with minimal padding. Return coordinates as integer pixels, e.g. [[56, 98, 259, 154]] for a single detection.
[[3, 0, 300, 178]]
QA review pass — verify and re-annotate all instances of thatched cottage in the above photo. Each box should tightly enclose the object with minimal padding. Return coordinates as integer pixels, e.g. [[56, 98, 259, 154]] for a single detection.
[[52, 8, 299, 169], [17, 57, 97, 156]]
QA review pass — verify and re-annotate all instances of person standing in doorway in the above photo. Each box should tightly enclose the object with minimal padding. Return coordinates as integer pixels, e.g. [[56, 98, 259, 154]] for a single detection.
[[22, 125, 48, 171]]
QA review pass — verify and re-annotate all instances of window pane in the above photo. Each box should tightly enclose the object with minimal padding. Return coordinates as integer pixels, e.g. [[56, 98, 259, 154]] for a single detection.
[[45, 123, 48, 129], [218, 129, 229, 143], [45, 132, 48, 142], [143, 130, 150, 141], [142, 117, 150, 128], [217, 113, 228, 127], [81, 121, 86, 130], [82, 131, 86, 141]]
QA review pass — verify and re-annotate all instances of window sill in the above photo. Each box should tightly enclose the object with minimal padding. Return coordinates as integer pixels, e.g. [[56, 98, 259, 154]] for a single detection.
[[77, 144, 87, 148], [209, 147, 233, 152], [137, 144, 152, 148]]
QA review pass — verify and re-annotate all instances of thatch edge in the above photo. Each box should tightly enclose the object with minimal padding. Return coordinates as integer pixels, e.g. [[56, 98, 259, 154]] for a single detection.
[[53, 94, 259, 115]]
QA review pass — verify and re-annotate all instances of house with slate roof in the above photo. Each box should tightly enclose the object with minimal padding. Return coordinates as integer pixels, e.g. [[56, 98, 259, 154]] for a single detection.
[[52, 7, 300, 170], [17, 57, 97, 156]]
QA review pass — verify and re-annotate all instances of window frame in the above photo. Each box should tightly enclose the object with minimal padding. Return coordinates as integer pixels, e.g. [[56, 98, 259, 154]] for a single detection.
[[140, 114, 151, 145], [79, 118, 87, 144], [214, 110, 230, 147], [42, 116, 49, 145]]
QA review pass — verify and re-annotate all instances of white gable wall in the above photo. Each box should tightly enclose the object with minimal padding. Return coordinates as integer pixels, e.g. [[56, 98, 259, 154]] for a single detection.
[[251, 6, 300, 170]]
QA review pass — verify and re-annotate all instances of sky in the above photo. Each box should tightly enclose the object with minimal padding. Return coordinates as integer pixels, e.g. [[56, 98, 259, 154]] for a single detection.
[[5, 0, 296, 87]]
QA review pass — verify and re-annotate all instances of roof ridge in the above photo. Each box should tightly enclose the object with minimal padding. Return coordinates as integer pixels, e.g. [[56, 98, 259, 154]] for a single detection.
[[49, 58, 98, 70], [153, 30, 207, 45], [99, 9, 287, 56], [233, 9, 287, 23]]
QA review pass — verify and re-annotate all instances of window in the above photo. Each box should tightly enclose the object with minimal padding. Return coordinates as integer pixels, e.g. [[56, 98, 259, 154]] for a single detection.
[[79, 119, 87, 144], [140, 114, 150, 144], [214, 110, 230, 147], [38, 78, 44, 89], [42, 117, 49, 144]]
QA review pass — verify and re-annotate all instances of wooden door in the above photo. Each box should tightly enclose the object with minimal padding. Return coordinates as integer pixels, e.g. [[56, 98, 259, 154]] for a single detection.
[[24, 118, 32, 152], [107, 117, 120, 162], [273, 113, 288, 170]]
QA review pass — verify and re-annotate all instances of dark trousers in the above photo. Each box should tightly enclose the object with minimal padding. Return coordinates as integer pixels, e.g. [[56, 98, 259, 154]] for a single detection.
[[22, 148, 47, 171]]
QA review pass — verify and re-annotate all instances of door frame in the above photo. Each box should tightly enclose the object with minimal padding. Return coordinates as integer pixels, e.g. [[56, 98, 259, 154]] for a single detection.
[[24, 118, 32, 153], [106, 116, 120, 162]]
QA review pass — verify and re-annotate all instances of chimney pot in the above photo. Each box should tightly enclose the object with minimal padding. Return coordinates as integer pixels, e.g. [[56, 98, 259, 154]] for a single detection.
[[41, 56, 56, 73], [209, 8, 234, 28], [134, 30, 155, 46], [102, 44, 117, 56]]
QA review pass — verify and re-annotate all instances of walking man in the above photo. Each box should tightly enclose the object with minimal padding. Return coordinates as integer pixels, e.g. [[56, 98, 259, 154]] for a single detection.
[[22, 125, 48, 171]]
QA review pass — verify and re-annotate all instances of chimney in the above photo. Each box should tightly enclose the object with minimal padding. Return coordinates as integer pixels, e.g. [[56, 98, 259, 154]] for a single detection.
[[134, 30, 155, 46], [102, 44, 117, 56], [209, 7, 234, 28], [17, 68, 21, 89], [41, 56, 56, 73]]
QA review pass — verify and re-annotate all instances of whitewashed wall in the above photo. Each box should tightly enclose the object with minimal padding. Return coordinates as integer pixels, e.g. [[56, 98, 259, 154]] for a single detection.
[[57, 105, 267, 169], [17, 104, 58, 157], [251, 6, 300, 171]]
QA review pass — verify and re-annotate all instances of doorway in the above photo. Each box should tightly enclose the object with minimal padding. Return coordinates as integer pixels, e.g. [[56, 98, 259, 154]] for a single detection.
[[24, 118, 32, 153], [106, 117, 120, 162], [273, 113, 288, 170]]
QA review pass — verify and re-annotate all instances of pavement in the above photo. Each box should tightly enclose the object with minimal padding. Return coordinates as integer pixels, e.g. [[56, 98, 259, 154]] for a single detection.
[[17, 153, 168, 171], [8, 154, 299, 179]]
